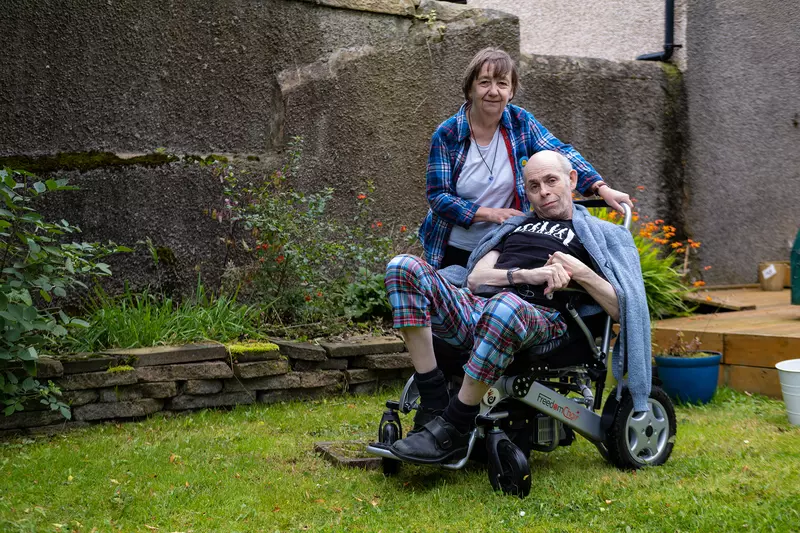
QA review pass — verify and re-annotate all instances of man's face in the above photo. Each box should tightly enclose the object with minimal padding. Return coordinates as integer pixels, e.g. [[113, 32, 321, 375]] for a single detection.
[[468, 63, 513, 117], [525, 156, 577, 220]]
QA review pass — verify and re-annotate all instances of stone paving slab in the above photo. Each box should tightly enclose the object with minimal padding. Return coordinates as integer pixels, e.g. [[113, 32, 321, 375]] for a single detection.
[[351, 353, 413, 370], [271, 340, 327, 361], [58, 354, 117, 374], [223, 373, 301, 393], [98, 382, 178, 402], [320, 336, 405, 358], [57, 369, 138, 390], [183, 379, 223, 395], [73, 398, 164, 421], [136, 361, 233, 382], [34, 357, 64, 378], [103, 343, 227, 367], [344, 369, 381, 385], [0, 409, 65, 430], [233, 360, 289, 379], [228, 343, 281, 363], [61, 390, 99, 407], [168, 392, 255, 410]]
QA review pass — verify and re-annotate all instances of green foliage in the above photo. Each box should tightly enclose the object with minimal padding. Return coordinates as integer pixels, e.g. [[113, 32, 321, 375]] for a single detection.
[[57, 279, 259, 353], [106, 365, 135, 374], [0, 168, 128, 418], [590, 208, 693, 320], [344, 268, 392, 320], [634, 233, 694, 319], [216, 137, 414, 327]]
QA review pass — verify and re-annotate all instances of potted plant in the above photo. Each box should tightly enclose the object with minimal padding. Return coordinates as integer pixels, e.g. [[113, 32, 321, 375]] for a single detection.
[[653, 332, 722, 404]]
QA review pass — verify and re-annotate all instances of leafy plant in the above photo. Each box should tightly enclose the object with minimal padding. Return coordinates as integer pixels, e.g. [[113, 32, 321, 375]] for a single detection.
[[213, 137, 415, 328], [655, 331, 715, 358], [591, 208, 694, 319], [344, 268, 392, 320], [0, 169, 128, 417]]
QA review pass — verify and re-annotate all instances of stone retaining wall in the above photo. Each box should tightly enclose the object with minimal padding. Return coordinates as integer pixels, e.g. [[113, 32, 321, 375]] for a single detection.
[[0, 338, 412, 437]]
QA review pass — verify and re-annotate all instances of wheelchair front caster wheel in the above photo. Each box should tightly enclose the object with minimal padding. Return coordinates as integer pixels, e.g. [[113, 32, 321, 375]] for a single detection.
[[488, 440, 531, 498], [380, 422, 401, 476]]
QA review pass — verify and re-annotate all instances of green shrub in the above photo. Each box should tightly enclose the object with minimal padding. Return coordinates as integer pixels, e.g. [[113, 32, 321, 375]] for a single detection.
[[0, 169, 128, 417], [215, 137, 415, 327], [590, 208, 693, 320], [344, 268, 392, 320]]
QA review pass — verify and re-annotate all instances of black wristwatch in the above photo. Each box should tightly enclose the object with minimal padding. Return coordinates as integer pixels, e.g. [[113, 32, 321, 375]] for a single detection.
[[506, 267, 520, 287]]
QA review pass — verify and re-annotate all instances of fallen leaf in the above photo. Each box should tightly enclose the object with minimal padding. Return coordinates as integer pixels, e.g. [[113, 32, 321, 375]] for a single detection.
[[332, 507, 343, 513], [110, 479, 120, 485], [314, 499, 325, 504], [605, 500, 614, 505], [144, 526, 159, 531], [272, 506, 280, 512]]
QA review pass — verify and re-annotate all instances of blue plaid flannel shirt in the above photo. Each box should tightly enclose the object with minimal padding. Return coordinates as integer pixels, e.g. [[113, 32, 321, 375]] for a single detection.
[[419, 103, 604, 268]]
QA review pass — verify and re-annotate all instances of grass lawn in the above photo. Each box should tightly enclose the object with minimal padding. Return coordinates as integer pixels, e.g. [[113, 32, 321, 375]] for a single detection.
[[1, 387, 798, 533]]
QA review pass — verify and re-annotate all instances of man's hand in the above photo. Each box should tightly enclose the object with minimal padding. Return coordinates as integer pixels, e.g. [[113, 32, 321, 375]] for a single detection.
[[521, 263, 572, 295], [597, 185, 633, 214], [474, 206, 525, 224], [546, 252, 591, 283]]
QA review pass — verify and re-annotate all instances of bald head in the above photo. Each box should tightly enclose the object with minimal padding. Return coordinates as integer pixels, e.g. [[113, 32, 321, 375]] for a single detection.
[[524, 150, 578, 220], [527, 150, 573, 181]]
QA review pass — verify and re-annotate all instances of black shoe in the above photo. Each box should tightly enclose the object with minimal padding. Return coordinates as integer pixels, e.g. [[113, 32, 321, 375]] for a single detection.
[[390, 416, 470, 464], [407, 406, 444, 436]]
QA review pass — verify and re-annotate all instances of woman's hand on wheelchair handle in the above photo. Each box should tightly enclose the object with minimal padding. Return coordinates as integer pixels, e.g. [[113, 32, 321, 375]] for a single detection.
[[597, 185, 633, 214]]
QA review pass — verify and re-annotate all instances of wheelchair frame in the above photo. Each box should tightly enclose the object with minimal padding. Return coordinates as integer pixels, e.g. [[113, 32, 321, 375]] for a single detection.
[[365, 202, 677, 497]]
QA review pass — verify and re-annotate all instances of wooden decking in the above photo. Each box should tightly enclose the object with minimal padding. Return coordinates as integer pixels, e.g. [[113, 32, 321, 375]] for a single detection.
[[653, 289, 799, 398]]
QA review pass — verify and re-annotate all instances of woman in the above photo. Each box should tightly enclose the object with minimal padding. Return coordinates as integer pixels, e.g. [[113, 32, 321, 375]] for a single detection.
[[420, 48, 632, 269]]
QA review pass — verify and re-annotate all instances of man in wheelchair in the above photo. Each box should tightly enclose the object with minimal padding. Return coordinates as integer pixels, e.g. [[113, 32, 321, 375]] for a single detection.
[[384, 150, 653, 465]]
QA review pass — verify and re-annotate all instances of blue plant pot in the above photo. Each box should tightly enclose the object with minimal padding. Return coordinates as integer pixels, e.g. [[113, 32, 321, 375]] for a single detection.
[[654, 352, 722, 405]]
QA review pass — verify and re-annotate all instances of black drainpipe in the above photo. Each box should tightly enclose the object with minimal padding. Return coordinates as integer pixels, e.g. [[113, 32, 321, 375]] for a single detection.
[[637, 0, 682, 61]]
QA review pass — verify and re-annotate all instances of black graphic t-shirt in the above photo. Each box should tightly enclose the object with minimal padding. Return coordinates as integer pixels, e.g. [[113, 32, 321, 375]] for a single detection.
[[493, 215, 595, 273]]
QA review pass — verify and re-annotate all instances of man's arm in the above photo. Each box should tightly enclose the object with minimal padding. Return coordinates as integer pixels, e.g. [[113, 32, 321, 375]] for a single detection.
[[467, 251, 572, 296], [546, 252, 620, 321]]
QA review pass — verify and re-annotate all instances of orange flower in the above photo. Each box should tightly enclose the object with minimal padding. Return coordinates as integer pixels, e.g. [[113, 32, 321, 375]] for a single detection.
[[671, 242, 682, 249], [690, 241, 701, 249], [703, 265, 713, 271], [654, 219, 664, 225], [693, 281, 706, 288], [636, 185, 646, 191], [357, 194, 367, 200], [676, 248, 685, 253], [376, 221, 383, 228], [316, 291, 323, 298], [275, 255, 285, 264], [304, 294, 312, 302], [400, 225, 407, 233]]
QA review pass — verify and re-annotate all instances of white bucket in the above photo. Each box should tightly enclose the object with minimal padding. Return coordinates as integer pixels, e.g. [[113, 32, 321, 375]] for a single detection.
[[775, 359, 800, 426]]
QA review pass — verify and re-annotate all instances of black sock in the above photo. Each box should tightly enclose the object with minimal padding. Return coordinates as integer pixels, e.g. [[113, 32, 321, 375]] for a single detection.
[[443, 396, 479, 434], [414, 368, 449, 412]]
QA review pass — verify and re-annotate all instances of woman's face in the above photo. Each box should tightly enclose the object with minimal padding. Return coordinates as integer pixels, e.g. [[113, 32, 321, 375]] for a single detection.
[[469, 63, 513, 118]]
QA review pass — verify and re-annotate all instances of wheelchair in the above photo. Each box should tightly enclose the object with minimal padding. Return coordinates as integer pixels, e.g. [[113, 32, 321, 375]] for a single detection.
[[366, 202, 677, 497]]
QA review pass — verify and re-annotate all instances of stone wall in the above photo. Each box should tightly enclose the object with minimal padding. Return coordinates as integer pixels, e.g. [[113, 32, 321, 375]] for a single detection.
[[1, 0, 681, 291], [0, 339, 412, 436]]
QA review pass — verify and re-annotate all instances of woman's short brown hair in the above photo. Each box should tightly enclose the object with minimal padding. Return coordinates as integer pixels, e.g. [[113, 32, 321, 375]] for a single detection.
[[462, 48, 520, 102]]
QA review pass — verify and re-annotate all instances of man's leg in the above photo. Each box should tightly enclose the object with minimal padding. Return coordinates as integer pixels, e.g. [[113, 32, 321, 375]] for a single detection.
[[385, 255, 480, 424], [392, 292, 567, 462]]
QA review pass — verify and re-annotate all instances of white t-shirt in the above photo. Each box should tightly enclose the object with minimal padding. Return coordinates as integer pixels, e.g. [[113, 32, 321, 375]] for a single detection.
[[448, 126, 515, 251]]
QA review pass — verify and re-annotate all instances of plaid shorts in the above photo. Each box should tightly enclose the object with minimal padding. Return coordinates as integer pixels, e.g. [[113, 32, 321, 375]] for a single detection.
[[385, 254, 568, 385]]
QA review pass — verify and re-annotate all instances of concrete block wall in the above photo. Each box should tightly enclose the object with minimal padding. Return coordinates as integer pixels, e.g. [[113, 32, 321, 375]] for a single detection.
[[0, 338, 413, 437]]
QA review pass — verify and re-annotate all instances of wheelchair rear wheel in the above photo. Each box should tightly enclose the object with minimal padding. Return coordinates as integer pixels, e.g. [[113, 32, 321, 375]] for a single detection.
[[380, 423, 401, 476], [604, 386, 676, 469], [488, 440, 531, 498]]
